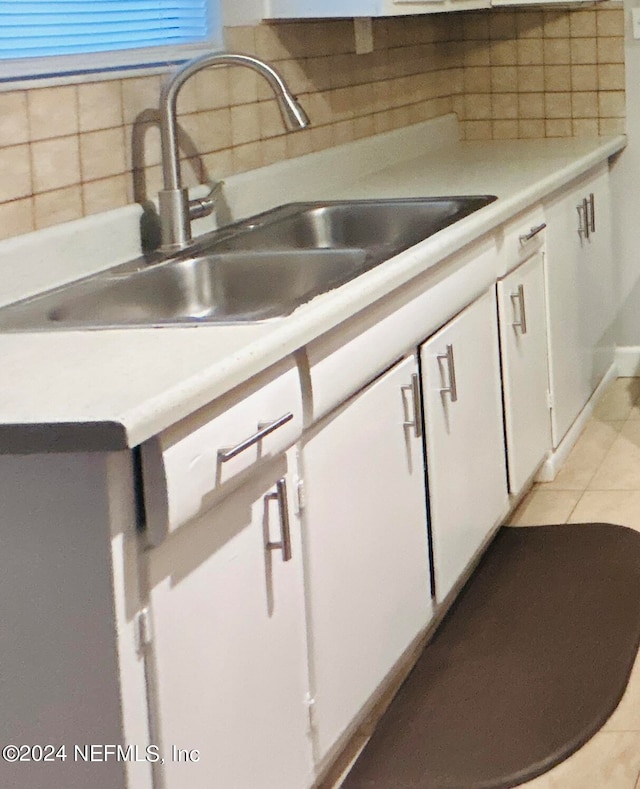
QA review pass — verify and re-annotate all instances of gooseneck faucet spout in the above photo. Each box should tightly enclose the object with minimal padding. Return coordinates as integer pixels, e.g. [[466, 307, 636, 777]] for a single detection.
[[158, 51, 310, 251]]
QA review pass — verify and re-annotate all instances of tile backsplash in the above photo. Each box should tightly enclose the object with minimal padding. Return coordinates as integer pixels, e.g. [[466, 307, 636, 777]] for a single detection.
[[458, 5, 625, 141], [0, 3, 624, 240]]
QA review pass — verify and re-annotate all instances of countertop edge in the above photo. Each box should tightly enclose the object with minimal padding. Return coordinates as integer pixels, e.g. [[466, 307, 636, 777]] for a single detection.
[[0, 421, 129, 454]]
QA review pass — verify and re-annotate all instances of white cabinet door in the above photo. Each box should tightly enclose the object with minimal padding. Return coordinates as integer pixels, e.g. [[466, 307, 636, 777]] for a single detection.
[[302, 355, 433, 766], [497, 251, 552, 495], [544, 165, 614, 446], [145, 450, 313, 789], [420, 288, 508, 603], [584, 168, 615, 392]]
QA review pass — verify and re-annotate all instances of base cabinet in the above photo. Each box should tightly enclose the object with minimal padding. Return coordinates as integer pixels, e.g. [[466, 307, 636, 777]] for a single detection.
[[544, 164, 614, 446], [144, 450, 314, 789], [136, 166, 614, 788], [301, 355, 433, 766], [420, 288, 508, 603], [497, 250, 552, 495]]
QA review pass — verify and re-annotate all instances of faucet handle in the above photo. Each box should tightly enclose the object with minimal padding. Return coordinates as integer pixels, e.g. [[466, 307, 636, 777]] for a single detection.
[[188, 180, 224, 221]]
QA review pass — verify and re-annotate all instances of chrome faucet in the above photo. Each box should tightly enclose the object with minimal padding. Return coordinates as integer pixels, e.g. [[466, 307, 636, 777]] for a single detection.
[[158, 51, 310, 251]]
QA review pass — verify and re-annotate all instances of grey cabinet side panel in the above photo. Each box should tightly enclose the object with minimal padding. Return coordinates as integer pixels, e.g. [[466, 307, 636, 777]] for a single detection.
[[0, 453, 126, 789]]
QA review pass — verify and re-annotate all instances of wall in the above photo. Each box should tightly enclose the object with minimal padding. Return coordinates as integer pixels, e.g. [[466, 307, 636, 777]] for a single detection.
[[0, 5, 624, 242], [609, 0, 640, 350]]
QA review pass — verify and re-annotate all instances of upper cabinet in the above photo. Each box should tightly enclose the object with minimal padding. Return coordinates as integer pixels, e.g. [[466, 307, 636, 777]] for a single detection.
[[491, 0, 604, 6], [263, 0, 490, 16], [224, 0, 489, 24], [225, 0, 599, 23]]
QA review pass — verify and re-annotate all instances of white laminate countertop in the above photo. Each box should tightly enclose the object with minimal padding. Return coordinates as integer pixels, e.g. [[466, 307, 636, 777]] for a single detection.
[[0, 116, 626, 452]]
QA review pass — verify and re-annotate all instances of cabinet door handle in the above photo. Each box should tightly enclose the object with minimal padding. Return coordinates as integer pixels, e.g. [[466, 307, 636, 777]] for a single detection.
[[577, 199, 589, 240], [437, 344, 458, 403], [266, 478, 292, 562], [588, 192, 596, 233], [511, 284, 528, 335], [217, 412, 294, 463], [402, 373, 423, 438], [518, 223, 546, 245]]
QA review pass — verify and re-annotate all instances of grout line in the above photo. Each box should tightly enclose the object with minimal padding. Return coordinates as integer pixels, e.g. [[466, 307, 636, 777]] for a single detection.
[[564, 487, 584, 524]]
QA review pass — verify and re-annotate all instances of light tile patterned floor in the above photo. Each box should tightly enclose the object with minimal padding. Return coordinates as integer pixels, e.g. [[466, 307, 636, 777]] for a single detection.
[[510, 377, 640, 789], [330, 377, 640, 789]]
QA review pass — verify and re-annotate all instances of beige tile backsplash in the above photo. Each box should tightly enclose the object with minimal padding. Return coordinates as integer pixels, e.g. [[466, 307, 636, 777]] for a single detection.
[[0, 3, 625, 239]]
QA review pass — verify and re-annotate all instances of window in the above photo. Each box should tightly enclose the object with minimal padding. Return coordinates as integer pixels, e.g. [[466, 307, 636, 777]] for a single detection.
[[0, 1, 222, 83]]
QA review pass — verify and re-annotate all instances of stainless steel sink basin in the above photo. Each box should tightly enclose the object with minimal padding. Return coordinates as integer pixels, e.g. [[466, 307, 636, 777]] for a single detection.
[[0, 196, 496, 330], [204, 196, 497, 255], [0, 249, 370, 328]]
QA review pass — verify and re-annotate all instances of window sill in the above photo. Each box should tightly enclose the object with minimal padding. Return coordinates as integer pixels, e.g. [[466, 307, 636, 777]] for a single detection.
[[0, 42, 223, 93]]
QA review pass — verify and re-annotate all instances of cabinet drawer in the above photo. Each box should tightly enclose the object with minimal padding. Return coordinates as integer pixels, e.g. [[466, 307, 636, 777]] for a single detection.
[[141, 358, 303, 545], [496, 204, 545, 277]]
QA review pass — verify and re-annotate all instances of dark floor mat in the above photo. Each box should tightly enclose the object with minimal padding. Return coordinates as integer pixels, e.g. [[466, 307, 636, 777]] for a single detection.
[[342, 523, 640, 789]]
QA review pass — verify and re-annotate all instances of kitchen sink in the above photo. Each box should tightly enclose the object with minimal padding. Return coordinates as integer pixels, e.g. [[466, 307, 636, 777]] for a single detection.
[[212, 196, 497, 255], [0, 196, 496, 330], [0, 249, 370, 328]]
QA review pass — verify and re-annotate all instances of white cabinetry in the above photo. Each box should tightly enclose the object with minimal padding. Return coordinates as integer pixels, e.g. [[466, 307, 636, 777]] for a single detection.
[[133, 162, 615, 789], [420, 288, 508, 603], [544, 164, 614, 446], [381, 0, 490, 14], [140, 360, 302, 546], [145, 448, 314, 789], [141, 360, 311, 789], [497, 250, 551, 496], [227, 0, 603, 21], [225, 0, 488, 24], [492, 0, 603, 7], [301, 355, 433, 766]]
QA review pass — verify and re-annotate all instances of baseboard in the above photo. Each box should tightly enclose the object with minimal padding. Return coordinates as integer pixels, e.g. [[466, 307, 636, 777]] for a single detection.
[[536, 362, 618, 482], [615, 346, 640, 377]]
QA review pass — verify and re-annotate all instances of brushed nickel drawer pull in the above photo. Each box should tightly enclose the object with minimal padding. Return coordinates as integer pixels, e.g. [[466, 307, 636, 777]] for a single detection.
[[577, 199, 590, 240], [402, 373, 423, 438], [438, 344, 458, 403], [518, 223, 546, 245], [511, 284, 528, 335], [588, 192, 596, 233], [217, 412, 294, 463], [266, 478, 292, 562]]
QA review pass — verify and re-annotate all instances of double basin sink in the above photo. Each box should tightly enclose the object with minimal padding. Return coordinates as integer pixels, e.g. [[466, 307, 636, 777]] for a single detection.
[[0, 196, 497, 329]]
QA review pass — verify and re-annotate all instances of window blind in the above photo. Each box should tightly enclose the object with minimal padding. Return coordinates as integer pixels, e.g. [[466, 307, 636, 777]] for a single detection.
[[0, 1, 211, 60]]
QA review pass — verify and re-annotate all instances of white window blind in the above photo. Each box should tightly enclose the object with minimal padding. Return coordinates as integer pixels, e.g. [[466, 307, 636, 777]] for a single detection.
[[0, 0, 220, 83]]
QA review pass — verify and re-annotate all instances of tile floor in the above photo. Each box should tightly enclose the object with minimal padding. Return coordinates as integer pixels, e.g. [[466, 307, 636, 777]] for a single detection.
[[330, 377, 640, 789], [508, 377, 640, 789]]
